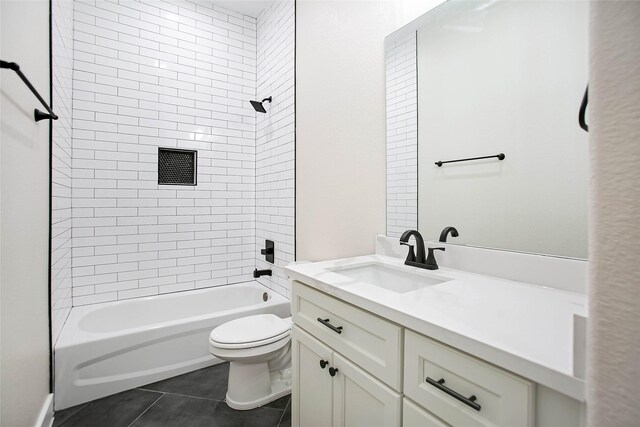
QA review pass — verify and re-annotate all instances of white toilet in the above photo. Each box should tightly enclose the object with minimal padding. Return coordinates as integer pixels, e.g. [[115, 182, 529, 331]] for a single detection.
[[209, 314, 292, 410]]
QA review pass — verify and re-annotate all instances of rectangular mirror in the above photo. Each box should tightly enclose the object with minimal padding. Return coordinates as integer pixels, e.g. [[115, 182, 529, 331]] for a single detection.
[[386, 0, 589, 259]]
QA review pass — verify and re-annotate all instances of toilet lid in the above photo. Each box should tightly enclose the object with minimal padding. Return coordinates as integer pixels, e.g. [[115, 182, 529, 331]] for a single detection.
[[209, 314, 291, 348]]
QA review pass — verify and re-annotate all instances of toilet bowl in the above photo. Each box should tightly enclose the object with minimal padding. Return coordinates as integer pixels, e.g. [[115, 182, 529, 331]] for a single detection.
[[209, 314, 292, 410]]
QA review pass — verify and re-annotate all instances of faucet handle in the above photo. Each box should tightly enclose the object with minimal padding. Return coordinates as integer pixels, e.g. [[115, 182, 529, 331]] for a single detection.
[[400, 242, 416, 262], [425, 247, 446, 270], [428, 247, 446, 253]]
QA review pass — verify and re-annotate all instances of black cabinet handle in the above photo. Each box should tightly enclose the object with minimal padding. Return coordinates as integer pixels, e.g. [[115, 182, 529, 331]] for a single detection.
[[317, 318, 343, 334], [579, 85, 589, 132], [426, 377, 481, 412], [319, 360, 328, 369], [329, 367, 339, 377]]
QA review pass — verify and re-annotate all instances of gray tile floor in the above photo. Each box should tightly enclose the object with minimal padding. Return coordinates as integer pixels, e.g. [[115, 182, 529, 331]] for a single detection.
[[53, 363, 291, 427]]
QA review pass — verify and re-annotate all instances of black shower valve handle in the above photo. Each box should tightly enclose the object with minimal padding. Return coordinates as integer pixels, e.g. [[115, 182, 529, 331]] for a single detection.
[[261, 240, 275, 263]]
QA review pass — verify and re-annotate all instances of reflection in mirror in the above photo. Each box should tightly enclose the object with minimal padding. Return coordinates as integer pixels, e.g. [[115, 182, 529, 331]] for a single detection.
[[386, 0, 588, 259]]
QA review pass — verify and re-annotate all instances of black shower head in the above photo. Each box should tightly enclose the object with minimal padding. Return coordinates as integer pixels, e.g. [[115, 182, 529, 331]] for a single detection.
[[250, 96, 272, 113], [250, 100, 266, 113]]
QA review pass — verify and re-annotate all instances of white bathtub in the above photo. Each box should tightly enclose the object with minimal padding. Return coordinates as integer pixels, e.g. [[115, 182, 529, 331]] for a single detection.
[[54, 282, 290, 410]]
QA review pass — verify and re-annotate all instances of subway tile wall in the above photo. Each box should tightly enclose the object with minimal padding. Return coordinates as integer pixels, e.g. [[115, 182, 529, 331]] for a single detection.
[[386, 32, 418, 238], [52, 0, 75, 342], [254, 0, 295, 298], [70, 0, 268, 306]]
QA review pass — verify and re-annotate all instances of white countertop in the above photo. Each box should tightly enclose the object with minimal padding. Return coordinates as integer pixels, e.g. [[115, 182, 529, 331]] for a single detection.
[[284, 254, 587, 401]]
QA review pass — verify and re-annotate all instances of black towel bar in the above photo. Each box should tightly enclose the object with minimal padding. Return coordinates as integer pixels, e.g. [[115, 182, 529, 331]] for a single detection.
[[435, 153, 505, 167], [1, 60, 58, 122]]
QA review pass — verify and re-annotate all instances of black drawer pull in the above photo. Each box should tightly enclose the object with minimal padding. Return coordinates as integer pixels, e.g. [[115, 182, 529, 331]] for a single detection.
[[426, 377, 481, 412], [329, 367, 339, 377], [319, 360, 328, 369], [317, 318, 343, 334]]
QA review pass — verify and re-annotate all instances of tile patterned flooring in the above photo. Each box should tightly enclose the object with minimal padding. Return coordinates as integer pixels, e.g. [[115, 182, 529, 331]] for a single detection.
[[53, 363, 291, 427]]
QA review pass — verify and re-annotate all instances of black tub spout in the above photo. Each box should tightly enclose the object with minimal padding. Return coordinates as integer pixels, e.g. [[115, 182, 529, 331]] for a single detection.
[[253, 268, 272, 278]]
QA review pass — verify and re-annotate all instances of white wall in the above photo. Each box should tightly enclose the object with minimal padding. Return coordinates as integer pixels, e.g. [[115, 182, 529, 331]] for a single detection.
[[296, 0, 446, 260], [0, 1, 52, 425], [296, 0, 404, 261], [386, 32, 417, 238], [255, 0, 295, 298], [397, 0, 446, 29], [69, 0, 259, 305], [52, 0, 74, 343], [587, 2, 640, 426]]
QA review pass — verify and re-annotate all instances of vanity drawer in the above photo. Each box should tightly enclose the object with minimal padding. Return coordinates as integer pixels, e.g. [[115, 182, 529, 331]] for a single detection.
[[292, 281, 402, 390], [404, 330, 535, 427], [403, 398, 450, 427]]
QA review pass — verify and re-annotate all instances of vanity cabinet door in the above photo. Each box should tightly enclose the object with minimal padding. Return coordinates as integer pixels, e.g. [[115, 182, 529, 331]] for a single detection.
[[332, 353, 401, 427], [292, 326, 334, 427]]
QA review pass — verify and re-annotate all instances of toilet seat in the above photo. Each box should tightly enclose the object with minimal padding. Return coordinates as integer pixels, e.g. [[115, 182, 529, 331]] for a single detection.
[[209, 314, 291, 350], [210, 330, 291, 350]]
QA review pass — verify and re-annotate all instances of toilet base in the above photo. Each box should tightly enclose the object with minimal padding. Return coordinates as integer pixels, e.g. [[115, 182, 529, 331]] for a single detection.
[[225, 365, 292, 410]]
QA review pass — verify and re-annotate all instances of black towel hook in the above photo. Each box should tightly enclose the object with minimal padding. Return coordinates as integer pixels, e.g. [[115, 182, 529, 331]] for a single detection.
[[579, 85, 588, 132]]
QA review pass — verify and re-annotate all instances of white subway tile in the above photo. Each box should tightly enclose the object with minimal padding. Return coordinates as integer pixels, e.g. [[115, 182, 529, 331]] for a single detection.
[[95, 280, 139, 293], [118, 287, 158, 300], [74, 292, 118, 306], [94, 261, 138, 274], [67, 0, 294, 305]]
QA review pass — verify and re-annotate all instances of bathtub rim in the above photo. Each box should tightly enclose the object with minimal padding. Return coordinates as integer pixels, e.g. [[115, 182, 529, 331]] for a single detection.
[[56, 281, 289, 347]]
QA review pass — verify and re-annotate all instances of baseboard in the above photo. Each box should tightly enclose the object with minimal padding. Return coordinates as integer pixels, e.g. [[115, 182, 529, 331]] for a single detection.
[[34, 394, 54, 427]]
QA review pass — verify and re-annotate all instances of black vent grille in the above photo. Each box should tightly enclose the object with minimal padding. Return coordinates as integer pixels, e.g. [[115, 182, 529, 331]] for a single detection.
[[158, 148, 197, 185]]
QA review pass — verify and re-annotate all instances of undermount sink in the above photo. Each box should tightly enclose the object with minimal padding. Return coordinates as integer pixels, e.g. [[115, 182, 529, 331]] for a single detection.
[[328, 262, 450, 293]]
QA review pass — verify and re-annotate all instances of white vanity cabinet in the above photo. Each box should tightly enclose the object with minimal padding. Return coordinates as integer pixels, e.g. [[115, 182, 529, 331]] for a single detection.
[[291, 280, 583, 427], [403, 398, 450, 427]]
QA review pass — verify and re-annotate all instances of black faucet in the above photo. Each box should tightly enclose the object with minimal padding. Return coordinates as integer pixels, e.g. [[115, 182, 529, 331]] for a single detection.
[[439, 226, 459, 243], [400, 230, 426, 265], [400, 230, 446, 270]]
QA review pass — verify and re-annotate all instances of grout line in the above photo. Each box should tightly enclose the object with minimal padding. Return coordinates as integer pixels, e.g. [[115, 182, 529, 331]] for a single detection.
[[53, 403, 89, 427], [136, 387, 289, 416], [127, 393, 166, 427], [276, 397, 291, 427], [136, 388, 224, 402]]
